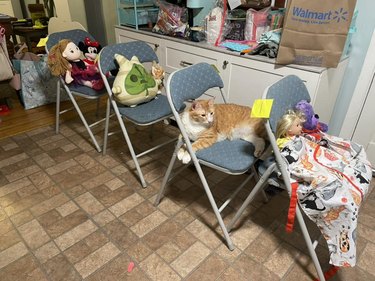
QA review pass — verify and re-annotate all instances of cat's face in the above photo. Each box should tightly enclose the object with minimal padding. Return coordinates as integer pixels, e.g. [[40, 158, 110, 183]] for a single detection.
[[189, 99, 215, 125]]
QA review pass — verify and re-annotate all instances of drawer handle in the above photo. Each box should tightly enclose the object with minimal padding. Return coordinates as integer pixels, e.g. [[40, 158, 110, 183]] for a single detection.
[[223, 60, 229, 70], [180, 61, 193, 67], [154, 44, 159, 51]]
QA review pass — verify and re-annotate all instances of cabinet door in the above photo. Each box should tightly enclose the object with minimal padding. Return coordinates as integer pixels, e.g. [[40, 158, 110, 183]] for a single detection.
[[225, 61, 282, 107]]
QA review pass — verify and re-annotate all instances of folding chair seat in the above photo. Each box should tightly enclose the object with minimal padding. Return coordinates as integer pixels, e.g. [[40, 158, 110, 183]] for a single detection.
[[154, 62, 266, 251], [98, 41, 180, 188], [227, 75, 326, 280], [46, 29, 107, 152]]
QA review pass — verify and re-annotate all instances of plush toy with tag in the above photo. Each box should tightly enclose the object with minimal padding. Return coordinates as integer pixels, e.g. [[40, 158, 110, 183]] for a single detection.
[[295, 100, 328, 133], [111, 54, 160, 106]]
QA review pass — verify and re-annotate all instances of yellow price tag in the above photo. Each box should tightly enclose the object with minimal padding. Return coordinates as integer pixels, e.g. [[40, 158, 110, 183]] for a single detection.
[[37, 37, 48, 47], [251, 99, 274, 118]]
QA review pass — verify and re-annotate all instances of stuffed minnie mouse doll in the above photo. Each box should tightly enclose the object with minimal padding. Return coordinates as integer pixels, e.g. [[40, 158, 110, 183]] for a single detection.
[[78, 37, 102, 67]]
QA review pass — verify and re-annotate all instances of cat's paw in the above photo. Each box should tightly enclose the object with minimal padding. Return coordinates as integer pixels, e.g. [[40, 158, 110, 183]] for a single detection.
[[254, 139, 266, 158], [181, 151, 191, 164], [177, 147, 186, 161]]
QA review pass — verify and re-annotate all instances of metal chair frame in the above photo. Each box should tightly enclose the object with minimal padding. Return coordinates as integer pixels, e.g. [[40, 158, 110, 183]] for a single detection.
[[98, 41, 179, 188], [46, 29, 107, 152], [227, 75, 326, 281], [154, 62, 266, 250]]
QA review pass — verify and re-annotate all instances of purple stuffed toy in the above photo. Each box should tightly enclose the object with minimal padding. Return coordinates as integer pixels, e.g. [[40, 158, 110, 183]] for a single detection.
[[295, 100, 328, 132]]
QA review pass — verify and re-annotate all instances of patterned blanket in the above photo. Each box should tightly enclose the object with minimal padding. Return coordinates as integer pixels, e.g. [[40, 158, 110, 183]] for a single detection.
[[280, 132, 372, 267]]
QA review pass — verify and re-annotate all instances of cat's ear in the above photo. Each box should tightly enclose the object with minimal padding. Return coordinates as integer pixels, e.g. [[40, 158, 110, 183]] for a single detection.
[[191, 101, 201, 111], [208, 98, 215, 106]]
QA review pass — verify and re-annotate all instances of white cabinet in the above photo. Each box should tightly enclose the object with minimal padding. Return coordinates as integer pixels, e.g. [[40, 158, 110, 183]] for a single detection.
[[115, 26, 348, 126]]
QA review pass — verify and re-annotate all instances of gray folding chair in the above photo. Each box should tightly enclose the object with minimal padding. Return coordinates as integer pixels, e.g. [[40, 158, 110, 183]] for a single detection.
[[98, 41, 180, 188], [46, 29, 107, 152], [154, 62, 266, 251], [227, 75, 326, 281]]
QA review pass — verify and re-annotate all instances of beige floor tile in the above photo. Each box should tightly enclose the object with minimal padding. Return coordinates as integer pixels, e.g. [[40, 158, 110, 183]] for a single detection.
[[0, 241, 28, 270], [74, 242, 121, 278], [127, 240, 153, 262], [0, 177, 31, 197], [358, 242, 375, 276], [264, 242, 298, 278], [109, 193, 144, 217], [30, 193, 70, 217], [34, 241, 60, 264], [156, 241, 182, 264], [82, 171, 115, 190], [45, 159, 78, 176], [0, 152, 28, 170], [131, 210, 168, 237], [171, 241, 211, 278], [0, 229, 21, 252], [140, 253, 181, 281], [185, 254, 228, 281], [186, 219, 222, 249], [74, 192, 105, 215], [6, 165, 41, 182], [54, 220, 97, 251], [93, 209, 115, 227], [56, 201, 79, 217], [105, 178, 125, 191], [18, 219, 50, 249]]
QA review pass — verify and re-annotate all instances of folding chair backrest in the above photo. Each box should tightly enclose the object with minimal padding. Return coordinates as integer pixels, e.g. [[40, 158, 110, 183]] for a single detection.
[[263, 75, 311, 190], [48, 17, 86, 34], [46, 29, 95, 51], [167, 62, 224, 112], [98, 41, 159, 75], [264, 75, 310, 133]]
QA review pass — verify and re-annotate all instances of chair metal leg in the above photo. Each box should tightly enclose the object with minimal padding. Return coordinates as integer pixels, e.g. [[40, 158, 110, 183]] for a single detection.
[[194, 160, 235, 251], [154, 137, 183, 206], [296, 208, 325, 281], [55, 80, 61, 134], [103, 98, 111, 155], [251, 165, 269, 203], [111, 99, 147, 188], [95, 97, 101, 118], [227, 163, 276, 232], [65, 89, 102, 153]]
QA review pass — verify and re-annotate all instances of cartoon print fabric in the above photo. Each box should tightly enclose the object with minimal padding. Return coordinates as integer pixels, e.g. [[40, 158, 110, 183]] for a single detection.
[[280, 132, 372, 267]]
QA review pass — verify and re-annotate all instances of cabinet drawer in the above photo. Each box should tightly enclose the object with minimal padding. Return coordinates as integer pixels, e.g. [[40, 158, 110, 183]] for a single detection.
[[115, 29, 162, 59], [165, 45, 218, 74]]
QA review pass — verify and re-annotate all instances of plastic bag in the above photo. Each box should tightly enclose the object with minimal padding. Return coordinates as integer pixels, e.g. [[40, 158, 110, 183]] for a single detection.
[[244, 7, 270, 42], [205, 0, 232, 46], [152, 1, 188, 38]]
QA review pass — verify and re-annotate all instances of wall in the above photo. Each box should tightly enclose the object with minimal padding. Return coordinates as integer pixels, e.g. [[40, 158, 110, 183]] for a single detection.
[[329, 0, 375, 135], [102, 0, 116, 44], [68, 0, 87, 30]]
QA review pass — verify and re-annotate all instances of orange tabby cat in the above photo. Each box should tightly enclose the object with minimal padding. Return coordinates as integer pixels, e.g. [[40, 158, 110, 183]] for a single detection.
[[178, 99, 267, 164]]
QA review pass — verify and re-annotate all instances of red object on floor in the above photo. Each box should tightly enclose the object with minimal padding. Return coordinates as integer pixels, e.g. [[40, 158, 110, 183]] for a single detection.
[[0, 104, 10, 116], [127, 261, 135, 273]]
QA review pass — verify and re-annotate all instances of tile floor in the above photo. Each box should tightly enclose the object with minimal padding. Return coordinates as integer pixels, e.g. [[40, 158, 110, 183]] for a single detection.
[[0, 119, 374, 281]]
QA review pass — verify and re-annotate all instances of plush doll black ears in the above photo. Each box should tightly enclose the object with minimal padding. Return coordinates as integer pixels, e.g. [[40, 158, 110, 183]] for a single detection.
[[78, 37, 102, 62]]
